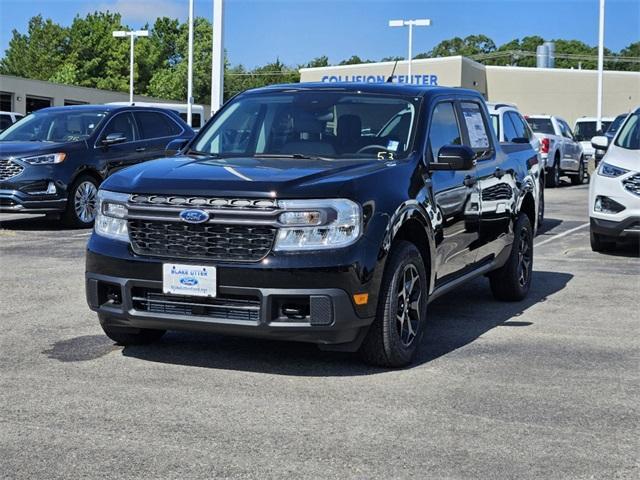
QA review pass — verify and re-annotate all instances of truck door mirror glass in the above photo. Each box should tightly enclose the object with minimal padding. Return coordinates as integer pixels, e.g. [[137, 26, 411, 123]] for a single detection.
[[430, 145, 475, 171], [165, 138, 189, 154], [101, 132, 127, 146], [591, 135, 609, 150]]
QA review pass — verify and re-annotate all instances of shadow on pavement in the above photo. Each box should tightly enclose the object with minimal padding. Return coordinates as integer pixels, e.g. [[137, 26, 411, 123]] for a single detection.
[[0, 214, 79, 232], [110, 270, 573, 377], [537, 217, 562, 236], [598, 239, 640, 258]]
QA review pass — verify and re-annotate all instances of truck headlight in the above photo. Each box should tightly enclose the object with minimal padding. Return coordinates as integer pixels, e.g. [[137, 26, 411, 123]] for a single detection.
[[598, 162, 629, 178], [20, 153, 67, 165], [274, 199, 361, 251], [95, 190, 129, 241]]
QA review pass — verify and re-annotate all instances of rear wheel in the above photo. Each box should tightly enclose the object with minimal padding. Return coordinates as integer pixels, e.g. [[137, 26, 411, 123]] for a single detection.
[[590, 230, 616, 252], [546, 156, 561, 188], [570, 158, 585, 185], [62, 175, 99, 228], [359, 241, 428, 368], [101, 324, 166, 345], [489, 214, 533, 301]]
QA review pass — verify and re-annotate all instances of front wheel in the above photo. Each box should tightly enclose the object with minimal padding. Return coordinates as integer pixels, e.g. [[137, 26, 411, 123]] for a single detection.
[[62, 175, 99, 228], [359, 241, 428, 368], [489, 214, 533, 301], [570, 158, 585, 185], [546, 157, 561, 188]]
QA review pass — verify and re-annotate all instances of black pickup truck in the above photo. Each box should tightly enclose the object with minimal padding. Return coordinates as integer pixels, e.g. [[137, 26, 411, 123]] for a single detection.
[[85, 83, 541, 367]]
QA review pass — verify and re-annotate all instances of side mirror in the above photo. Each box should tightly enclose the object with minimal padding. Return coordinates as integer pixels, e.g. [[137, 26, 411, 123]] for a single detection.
[[430, 145, 476, 171], [511, 137, 530, 144], [101, 132, 127, 146], [165, 138, 189, 155], [591, 135, 609, 150]]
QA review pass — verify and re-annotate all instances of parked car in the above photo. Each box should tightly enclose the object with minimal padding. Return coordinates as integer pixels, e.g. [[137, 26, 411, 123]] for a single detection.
[[526, 115, 584, 187], [574, 116, 613, 162], [85, 83, 541, 367], [488, 102, 544, 225], [588, 107, 640, 251], [0, 111, 24, 132], [594, 113, 629, 164], [0, 105, 194, 227], [107, 102, 206, 131]]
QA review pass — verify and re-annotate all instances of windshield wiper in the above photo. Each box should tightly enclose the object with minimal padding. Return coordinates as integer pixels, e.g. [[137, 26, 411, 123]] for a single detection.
[[253, 153, 333, 161]]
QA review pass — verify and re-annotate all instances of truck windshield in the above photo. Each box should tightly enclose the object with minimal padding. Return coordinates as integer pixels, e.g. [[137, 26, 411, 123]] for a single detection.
[[0, 109, 107, 143], [526, 118, 555, 135], [192, 91, 420, 159], [614, 113, 639, 150], [574, 120, 612, 141]]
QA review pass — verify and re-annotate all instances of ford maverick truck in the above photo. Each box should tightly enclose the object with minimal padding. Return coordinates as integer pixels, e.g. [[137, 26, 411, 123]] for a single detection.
[[85, 83, 541, 367]]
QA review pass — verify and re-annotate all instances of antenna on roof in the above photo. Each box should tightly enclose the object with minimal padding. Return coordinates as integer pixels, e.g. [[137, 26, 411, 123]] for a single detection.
[[386, 60, 399, 83]]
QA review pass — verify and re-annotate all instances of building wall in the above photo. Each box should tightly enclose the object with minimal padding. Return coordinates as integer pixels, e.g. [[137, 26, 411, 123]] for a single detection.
[[0, 75, 211, 118], [485, 66, 640, 125]]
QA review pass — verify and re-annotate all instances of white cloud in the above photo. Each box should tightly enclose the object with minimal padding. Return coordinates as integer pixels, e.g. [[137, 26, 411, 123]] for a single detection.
[[96, 0, 185, 23]]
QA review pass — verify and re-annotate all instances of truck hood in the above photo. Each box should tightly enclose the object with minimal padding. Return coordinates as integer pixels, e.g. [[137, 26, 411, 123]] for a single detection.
[[102, 154, 392, 198], [0, 141, 75, 158]]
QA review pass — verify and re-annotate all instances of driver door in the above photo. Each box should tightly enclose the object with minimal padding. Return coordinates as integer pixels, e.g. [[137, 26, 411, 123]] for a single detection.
[[94, 112, 145, 175]]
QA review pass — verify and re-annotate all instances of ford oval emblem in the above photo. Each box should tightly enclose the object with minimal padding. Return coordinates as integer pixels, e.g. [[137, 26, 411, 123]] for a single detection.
[[179, 277, 199, 286], [179, 209, 210, 224]]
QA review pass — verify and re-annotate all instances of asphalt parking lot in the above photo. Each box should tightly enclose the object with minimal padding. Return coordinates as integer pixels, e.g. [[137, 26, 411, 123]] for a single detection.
[[1, 183, 638, 479]]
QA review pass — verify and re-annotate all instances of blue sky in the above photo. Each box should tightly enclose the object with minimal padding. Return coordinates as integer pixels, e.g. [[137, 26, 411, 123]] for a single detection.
[[0, 0, 638, 68]]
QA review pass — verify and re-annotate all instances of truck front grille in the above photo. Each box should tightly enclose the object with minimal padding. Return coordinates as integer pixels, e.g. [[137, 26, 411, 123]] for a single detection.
[[128, 219, 276, 262], [622, 174, 640, 197], [0, 159, 24, 181], [131, 288, 260, 323]]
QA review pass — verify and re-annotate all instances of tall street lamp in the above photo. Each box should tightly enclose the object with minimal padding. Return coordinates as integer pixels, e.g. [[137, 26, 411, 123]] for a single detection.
[[388, 18, 431, 84], [112, 30, 149, 104], [596, 0, 605, 132], [187, 0, 194, 126], [211, 0, 225, 115]]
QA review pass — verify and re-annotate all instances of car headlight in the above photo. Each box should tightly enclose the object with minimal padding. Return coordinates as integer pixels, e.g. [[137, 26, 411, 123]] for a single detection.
[[274, 199, 362, 251], [20, 153, 66, 165], [94, 190, 129, 241], [598, 162, 629, 178]]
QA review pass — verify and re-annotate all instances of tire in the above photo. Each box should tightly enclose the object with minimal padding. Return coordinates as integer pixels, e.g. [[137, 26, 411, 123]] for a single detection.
[[489, 214, 533, 301], [62, 174, 99, 228], [546, 155, 561, 188], [570, 158, 585, 185], [590, 230, 616, 252], [359, 241, 428, 368], [101, 324, 166, 345]]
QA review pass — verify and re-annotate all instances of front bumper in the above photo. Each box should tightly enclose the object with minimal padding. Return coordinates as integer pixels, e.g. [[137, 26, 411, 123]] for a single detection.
[[85, 234, 382, 351], [0, 167, 69, 213], [590, 217, 640, 238]]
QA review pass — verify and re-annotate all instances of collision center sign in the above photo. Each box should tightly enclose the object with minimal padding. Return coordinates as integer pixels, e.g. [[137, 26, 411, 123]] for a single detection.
[[321, 74, 439, 85]]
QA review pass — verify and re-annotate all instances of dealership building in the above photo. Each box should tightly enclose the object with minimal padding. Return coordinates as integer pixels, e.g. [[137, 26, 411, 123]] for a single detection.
[[300, 56, 640, 125]]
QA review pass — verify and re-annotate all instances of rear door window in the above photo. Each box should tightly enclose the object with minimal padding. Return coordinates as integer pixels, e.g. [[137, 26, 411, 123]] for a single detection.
[[502, 114, 519, 142], [506, 112, 529, 141], [428, 102, 461, 160], [134, 111, 182, 139]]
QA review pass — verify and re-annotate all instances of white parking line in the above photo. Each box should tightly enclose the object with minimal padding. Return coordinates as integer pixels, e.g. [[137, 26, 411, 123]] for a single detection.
[[72, 232, 92, 237], [535, 223, 589, 247]]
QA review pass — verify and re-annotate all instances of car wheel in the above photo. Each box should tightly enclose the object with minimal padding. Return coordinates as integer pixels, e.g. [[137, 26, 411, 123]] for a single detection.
[[571, 158, 585, 185], [590, 230, 616, 252], [62, 175, 99, 228], [101, 324, 166, 345], [359, 241, 428, 368], [546, 156, 561, 188], [489, 214, 533, 301]]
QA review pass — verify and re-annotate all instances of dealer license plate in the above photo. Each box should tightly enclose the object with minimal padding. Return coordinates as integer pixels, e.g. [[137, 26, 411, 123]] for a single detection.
[[162, 263, 216, 297]]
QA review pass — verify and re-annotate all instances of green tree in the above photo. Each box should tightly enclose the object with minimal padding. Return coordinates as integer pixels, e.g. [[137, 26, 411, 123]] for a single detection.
[[339, 55, 374, 65], [305, 55, 329, 68]]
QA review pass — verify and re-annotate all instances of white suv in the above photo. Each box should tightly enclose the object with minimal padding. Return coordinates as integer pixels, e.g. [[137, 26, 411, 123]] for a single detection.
[[589, 107, 640, 251]]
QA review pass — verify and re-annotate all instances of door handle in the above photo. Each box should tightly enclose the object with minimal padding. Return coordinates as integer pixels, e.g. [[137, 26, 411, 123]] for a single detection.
[[463, 175, 477, 187], [135, 147, 146, 152], [495, 168, 505, 179]]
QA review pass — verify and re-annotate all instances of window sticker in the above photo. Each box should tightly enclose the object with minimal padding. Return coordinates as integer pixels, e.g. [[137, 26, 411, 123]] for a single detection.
[[462, 107, 490, 149], [386, 139, 400, 151]]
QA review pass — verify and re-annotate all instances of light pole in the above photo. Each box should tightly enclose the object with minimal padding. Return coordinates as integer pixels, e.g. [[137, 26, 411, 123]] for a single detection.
[[388, 18, 431, 84], [112, 30, 149, 104], [187, 0, 194, 126], [596, 0, 605, 132], [211, 0, 225, 115]]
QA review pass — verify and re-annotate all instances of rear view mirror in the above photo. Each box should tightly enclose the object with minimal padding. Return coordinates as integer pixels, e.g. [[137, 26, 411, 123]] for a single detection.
[[430, 145, 475, 171], [101, 132, 127, 146], [165, 138, 189, 155], [591, 135, 609, 150]]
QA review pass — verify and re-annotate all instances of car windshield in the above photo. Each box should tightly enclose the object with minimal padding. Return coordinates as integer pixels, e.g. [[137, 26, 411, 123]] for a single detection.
[[526, 118, 555, 135], [574, 120, 612, 141], [606, 114, 627, 136], [614, 113, 639, 150], [0, 109, 107, 143], [192, 91, 420, 160]]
